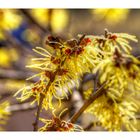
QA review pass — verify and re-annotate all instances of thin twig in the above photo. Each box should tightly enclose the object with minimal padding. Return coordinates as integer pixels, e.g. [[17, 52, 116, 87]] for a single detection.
[[32, 67, 63, 131], [84, 72, 99, 131], [84, 123, 93, 131], [78, 74, 86, 100], [104, 28, 109, 38], [33, 94, 44, 131], [69, 82, 106, 123], [84, 122, 101, 131], [20, 9, 48, 33], [77, 34, 85, 45], [93, 71, 99, 93], [8, 102, 37, 112]]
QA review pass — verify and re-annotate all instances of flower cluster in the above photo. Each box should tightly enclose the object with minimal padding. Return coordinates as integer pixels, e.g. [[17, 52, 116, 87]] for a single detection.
[[85, 94, 139, 131], [39, 117, 83, 132], [84, 30, 140, 131], [87, 29, 137, 54], [95, 49, 140, 99], [15, 29, 140, 131], [39, 109, 83, 132], [15, 35, 99, 110]]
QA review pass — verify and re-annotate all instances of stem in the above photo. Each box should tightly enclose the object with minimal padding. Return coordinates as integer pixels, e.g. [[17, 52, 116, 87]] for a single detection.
[[32, 47, 66, 131], [70, 82, 106, 123], [33, 94, 44, 131], [77, 34, 85, 45], [32, 69, 61, 131], [93, 71, 99, 93], [84, 121, 101, 131], [78, 74, 86, 100], [104, 28, 108, 38]]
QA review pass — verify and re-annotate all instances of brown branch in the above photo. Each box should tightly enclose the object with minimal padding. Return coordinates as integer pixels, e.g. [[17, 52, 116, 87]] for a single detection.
[[77, 34, 85, 45], [84, 123, 94, 131], [104, 28, 109, 38], [8, 102, 37, 112], [93, 71, 99, 93], [70, 82, 106, 123], [33, 94, 44, 131], [78, 74, 87, 100], [84, 121, 101, 131], [20, 9, 48, 33], [32, 68, 62, 131], [0, 68, 36, 82], [84, 115, 140, 131]]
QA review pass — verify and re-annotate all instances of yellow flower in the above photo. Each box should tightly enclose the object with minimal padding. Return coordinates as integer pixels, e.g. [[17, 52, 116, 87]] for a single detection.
[[93, 49, 140, 100], [14, 46, 79, 109], [15, 35, 99, 110], [84, 88, 93, 100], [30, 9, 69, 32], [0, 9, 22, 30], [15, 47, 69, 110], [63, 36, 100, 75], [0, 101, 10, 130], [83, 31, 140, 131], [87, 29, 138, 54], [0, 47, 19, 67], [85, 94, 139, 131], [39, 109, 83, 131], [39, 117, 83, 132], [92, 9, 129, 25], [0, 48, 10, 67]]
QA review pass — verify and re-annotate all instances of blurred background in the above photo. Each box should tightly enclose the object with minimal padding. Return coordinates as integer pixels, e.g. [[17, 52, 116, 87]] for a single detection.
[[0, 9, 140, 131]]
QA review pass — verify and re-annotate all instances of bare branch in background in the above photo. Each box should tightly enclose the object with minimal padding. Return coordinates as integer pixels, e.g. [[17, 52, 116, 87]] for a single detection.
[[0, 68, 36, 82], [33, 94, 44, 131], [8, 102, 37, 112], [20, 9, 48, 34], [70, 82, 106, 123]]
